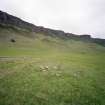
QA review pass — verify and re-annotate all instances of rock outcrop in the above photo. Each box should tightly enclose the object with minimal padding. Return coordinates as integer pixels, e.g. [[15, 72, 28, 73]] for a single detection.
[[0, 10, 105, 46]]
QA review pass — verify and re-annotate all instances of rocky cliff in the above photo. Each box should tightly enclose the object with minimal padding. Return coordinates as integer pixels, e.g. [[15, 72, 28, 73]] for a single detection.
[[0, 10, 105, 46]]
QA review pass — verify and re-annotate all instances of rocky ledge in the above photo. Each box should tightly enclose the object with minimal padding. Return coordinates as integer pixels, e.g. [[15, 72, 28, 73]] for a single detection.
[[0, 10, 105, 46]]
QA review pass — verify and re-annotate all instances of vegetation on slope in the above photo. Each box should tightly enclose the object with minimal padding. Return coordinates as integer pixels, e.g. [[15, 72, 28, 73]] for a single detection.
[[0, 26, 105, 105]]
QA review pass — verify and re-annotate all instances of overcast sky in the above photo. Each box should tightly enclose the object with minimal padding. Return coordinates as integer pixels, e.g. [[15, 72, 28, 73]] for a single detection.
[[0, 0, 105, 38]]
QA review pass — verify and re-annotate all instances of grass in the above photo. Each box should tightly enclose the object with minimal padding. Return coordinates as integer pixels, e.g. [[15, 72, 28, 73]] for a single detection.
[[0, 28, 105, 105]]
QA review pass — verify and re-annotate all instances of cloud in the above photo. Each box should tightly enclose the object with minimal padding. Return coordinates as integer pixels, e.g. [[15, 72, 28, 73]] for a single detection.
[[0, 0, 105, 38]]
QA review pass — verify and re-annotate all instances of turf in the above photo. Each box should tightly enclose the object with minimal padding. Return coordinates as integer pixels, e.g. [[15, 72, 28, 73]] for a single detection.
[[0, 27, 105, 105]]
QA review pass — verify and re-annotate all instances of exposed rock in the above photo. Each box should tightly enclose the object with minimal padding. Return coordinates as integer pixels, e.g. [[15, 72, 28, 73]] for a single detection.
[[0, 11, 36, 31], [39, 65, 49, 71], [79, 34, 91, 39], [0, 10, 105, 46], [10, 39, 16, 43]]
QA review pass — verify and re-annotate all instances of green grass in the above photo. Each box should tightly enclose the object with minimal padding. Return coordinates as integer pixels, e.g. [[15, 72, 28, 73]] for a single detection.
[[0, 28, 105, 105]]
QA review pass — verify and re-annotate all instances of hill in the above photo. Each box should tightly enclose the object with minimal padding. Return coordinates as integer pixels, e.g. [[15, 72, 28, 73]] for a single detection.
[[0, 11, 105, 105], [0, 10, 105, 47]]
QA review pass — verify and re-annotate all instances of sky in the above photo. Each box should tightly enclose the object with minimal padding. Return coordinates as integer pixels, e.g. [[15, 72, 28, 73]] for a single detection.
[[0, 0, 105, 38]]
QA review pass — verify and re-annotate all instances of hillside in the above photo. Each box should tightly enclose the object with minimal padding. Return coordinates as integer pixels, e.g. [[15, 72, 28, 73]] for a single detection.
[[0, 10, 105, 47], [0, 11, 105, 105]]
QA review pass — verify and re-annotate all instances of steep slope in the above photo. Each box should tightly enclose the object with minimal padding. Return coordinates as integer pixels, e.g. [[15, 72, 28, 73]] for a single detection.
[[0, 25, 105, 57], [0, 11, 105, 105], [0, 10, 105, 47], [0, 10, 105, 57]]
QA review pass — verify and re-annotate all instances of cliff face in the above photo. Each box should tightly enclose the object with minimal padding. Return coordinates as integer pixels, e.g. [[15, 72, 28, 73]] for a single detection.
[[0, 11, 91, 38], [0, 10, 105, 46], [0, 11, 37, 31]]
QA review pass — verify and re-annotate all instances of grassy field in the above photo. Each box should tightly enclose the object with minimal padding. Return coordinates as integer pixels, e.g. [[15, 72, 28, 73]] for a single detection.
[[0, 28, 105, 105]]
